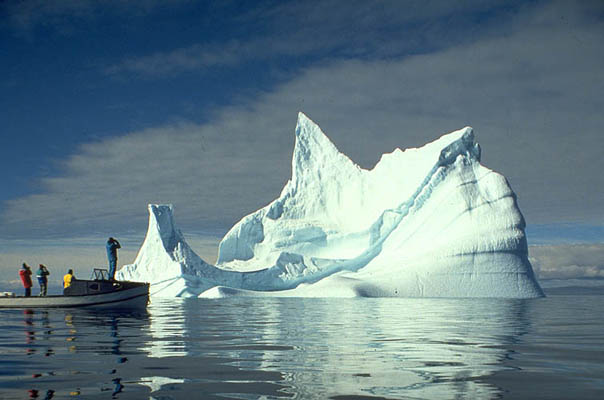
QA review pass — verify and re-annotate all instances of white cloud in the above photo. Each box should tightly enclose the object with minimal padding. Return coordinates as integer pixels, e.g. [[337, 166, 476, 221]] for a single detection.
[[103, 0, 516, 77], [0, 118, 293, 237], [1, 0, 603, 243], [530, 244, 604, 279], [104, 41, 250, 76]]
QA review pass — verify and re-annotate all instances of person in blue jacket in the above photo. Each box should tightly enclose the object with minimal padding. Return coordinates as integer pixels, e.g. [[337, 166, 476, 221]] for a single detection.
[[106, 237, 121, 280], [36, 264, 50, 296]]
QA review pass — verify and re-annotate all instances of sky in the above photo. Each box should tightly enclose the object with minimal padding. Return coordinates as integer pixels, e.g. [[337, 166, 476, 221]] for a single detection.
[[1, 0, 603, 288]]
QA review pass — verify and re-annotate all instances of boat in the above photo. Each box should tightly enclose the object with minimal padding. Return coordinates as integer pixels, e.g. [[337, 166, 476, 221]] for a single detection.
[[0, 269, 149, 310]]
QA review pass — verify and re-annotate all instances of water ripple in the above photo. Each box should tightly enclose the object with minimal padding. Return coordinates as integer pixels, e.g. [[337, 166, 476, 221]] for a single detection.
[[0, 295, 602, 399]]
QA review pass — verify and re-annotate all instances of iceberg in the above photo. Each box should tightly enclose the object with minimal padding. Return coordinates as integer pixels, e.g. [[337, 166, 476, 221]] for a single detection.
[[117, 113, 544, 298]]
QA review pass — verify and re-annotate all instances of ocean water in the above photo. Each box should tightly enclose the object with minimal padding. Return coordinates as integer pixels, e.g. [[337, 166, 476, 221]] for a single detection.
[[0, 290, 603, 399]]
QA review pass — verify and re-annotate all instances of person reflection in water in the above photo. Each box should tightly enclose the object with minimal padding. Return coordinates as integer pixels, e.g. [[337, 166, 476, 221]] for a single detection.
[[28, 389, 54, 399], [23, 309, 35, 350], [112, 378, 124, 396]]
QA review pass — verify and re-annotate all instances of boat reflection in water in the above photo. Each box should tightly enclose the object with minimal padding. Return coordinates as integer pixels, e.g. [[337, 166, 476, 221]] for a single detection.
[[1, 307, 150, 399]]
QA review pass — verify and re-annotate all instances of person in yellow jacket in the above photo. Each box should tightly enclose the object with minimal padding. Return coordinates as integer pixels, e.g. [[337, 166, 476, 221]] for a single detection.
[[63, 269, 76, 288]]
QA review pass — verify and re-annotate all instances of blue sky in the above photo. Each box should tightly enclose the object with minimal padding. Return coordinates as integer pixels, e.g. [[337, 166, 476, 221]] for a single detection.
[[1, 0, 603, 286]]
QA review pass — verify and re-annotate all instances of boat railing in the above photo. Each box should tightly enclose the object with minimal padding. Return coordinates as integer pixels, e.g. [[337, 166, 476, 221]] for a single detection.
[[91, 268, 111, 281]]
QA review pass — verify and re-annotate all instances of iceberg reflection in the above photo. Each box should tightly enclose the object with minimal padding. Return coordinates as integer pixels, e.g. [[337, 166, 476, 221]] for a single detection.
[[142, 296, 532, 399], [144, 298, 189, 358], [225, 297, 531, 399]]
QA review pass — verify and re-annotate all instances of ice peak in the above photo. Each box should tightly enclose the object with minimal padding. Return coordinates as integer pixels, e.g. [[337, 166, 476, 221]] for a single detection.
[[436, 126, 481, 165], [146, 204, 179, 251], [292, 112, 358, 188], [294, 113, 341, 163]]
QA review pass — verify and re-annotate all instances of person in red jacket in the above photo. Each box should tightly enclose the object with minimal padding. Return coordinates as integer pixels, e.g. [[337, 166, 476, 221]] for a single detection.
[[19, 263, 33, 297]]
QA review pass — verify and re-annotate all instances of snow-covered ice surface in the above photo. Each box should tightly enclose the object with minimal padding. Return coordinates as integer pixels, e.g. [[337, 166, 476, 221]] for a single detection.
[[117, 113, 543, 298]]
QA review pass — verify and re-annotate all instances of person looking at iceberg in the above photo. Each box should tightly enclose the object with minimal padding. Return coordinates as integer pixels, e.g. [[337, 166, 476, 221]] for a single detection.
[[106, 237, 121, 280], [36, 264, 50, 296], [19, 263, 33, 297], [63, 269, 75, 289]]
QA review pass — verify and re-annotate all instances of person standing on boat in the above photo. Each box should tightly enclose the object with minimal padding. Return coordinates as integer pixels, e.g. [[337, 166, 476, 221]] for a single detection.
[[36, 264, 50, 296], [19, 263, 33, 297], [106, 237, 121, 280], [63, 269, 75, 288]]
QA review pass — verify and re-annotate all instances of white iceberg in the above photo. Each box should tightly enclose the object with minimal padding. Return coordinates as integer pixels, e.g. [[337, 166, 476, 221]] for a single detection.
[[117, 113, 543, 298]]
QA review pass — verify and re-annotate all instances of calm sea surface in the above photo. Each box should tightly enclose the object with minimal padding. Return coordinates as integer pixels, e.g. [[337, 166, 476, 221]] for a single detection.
[[1, 290, 603, 399]]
